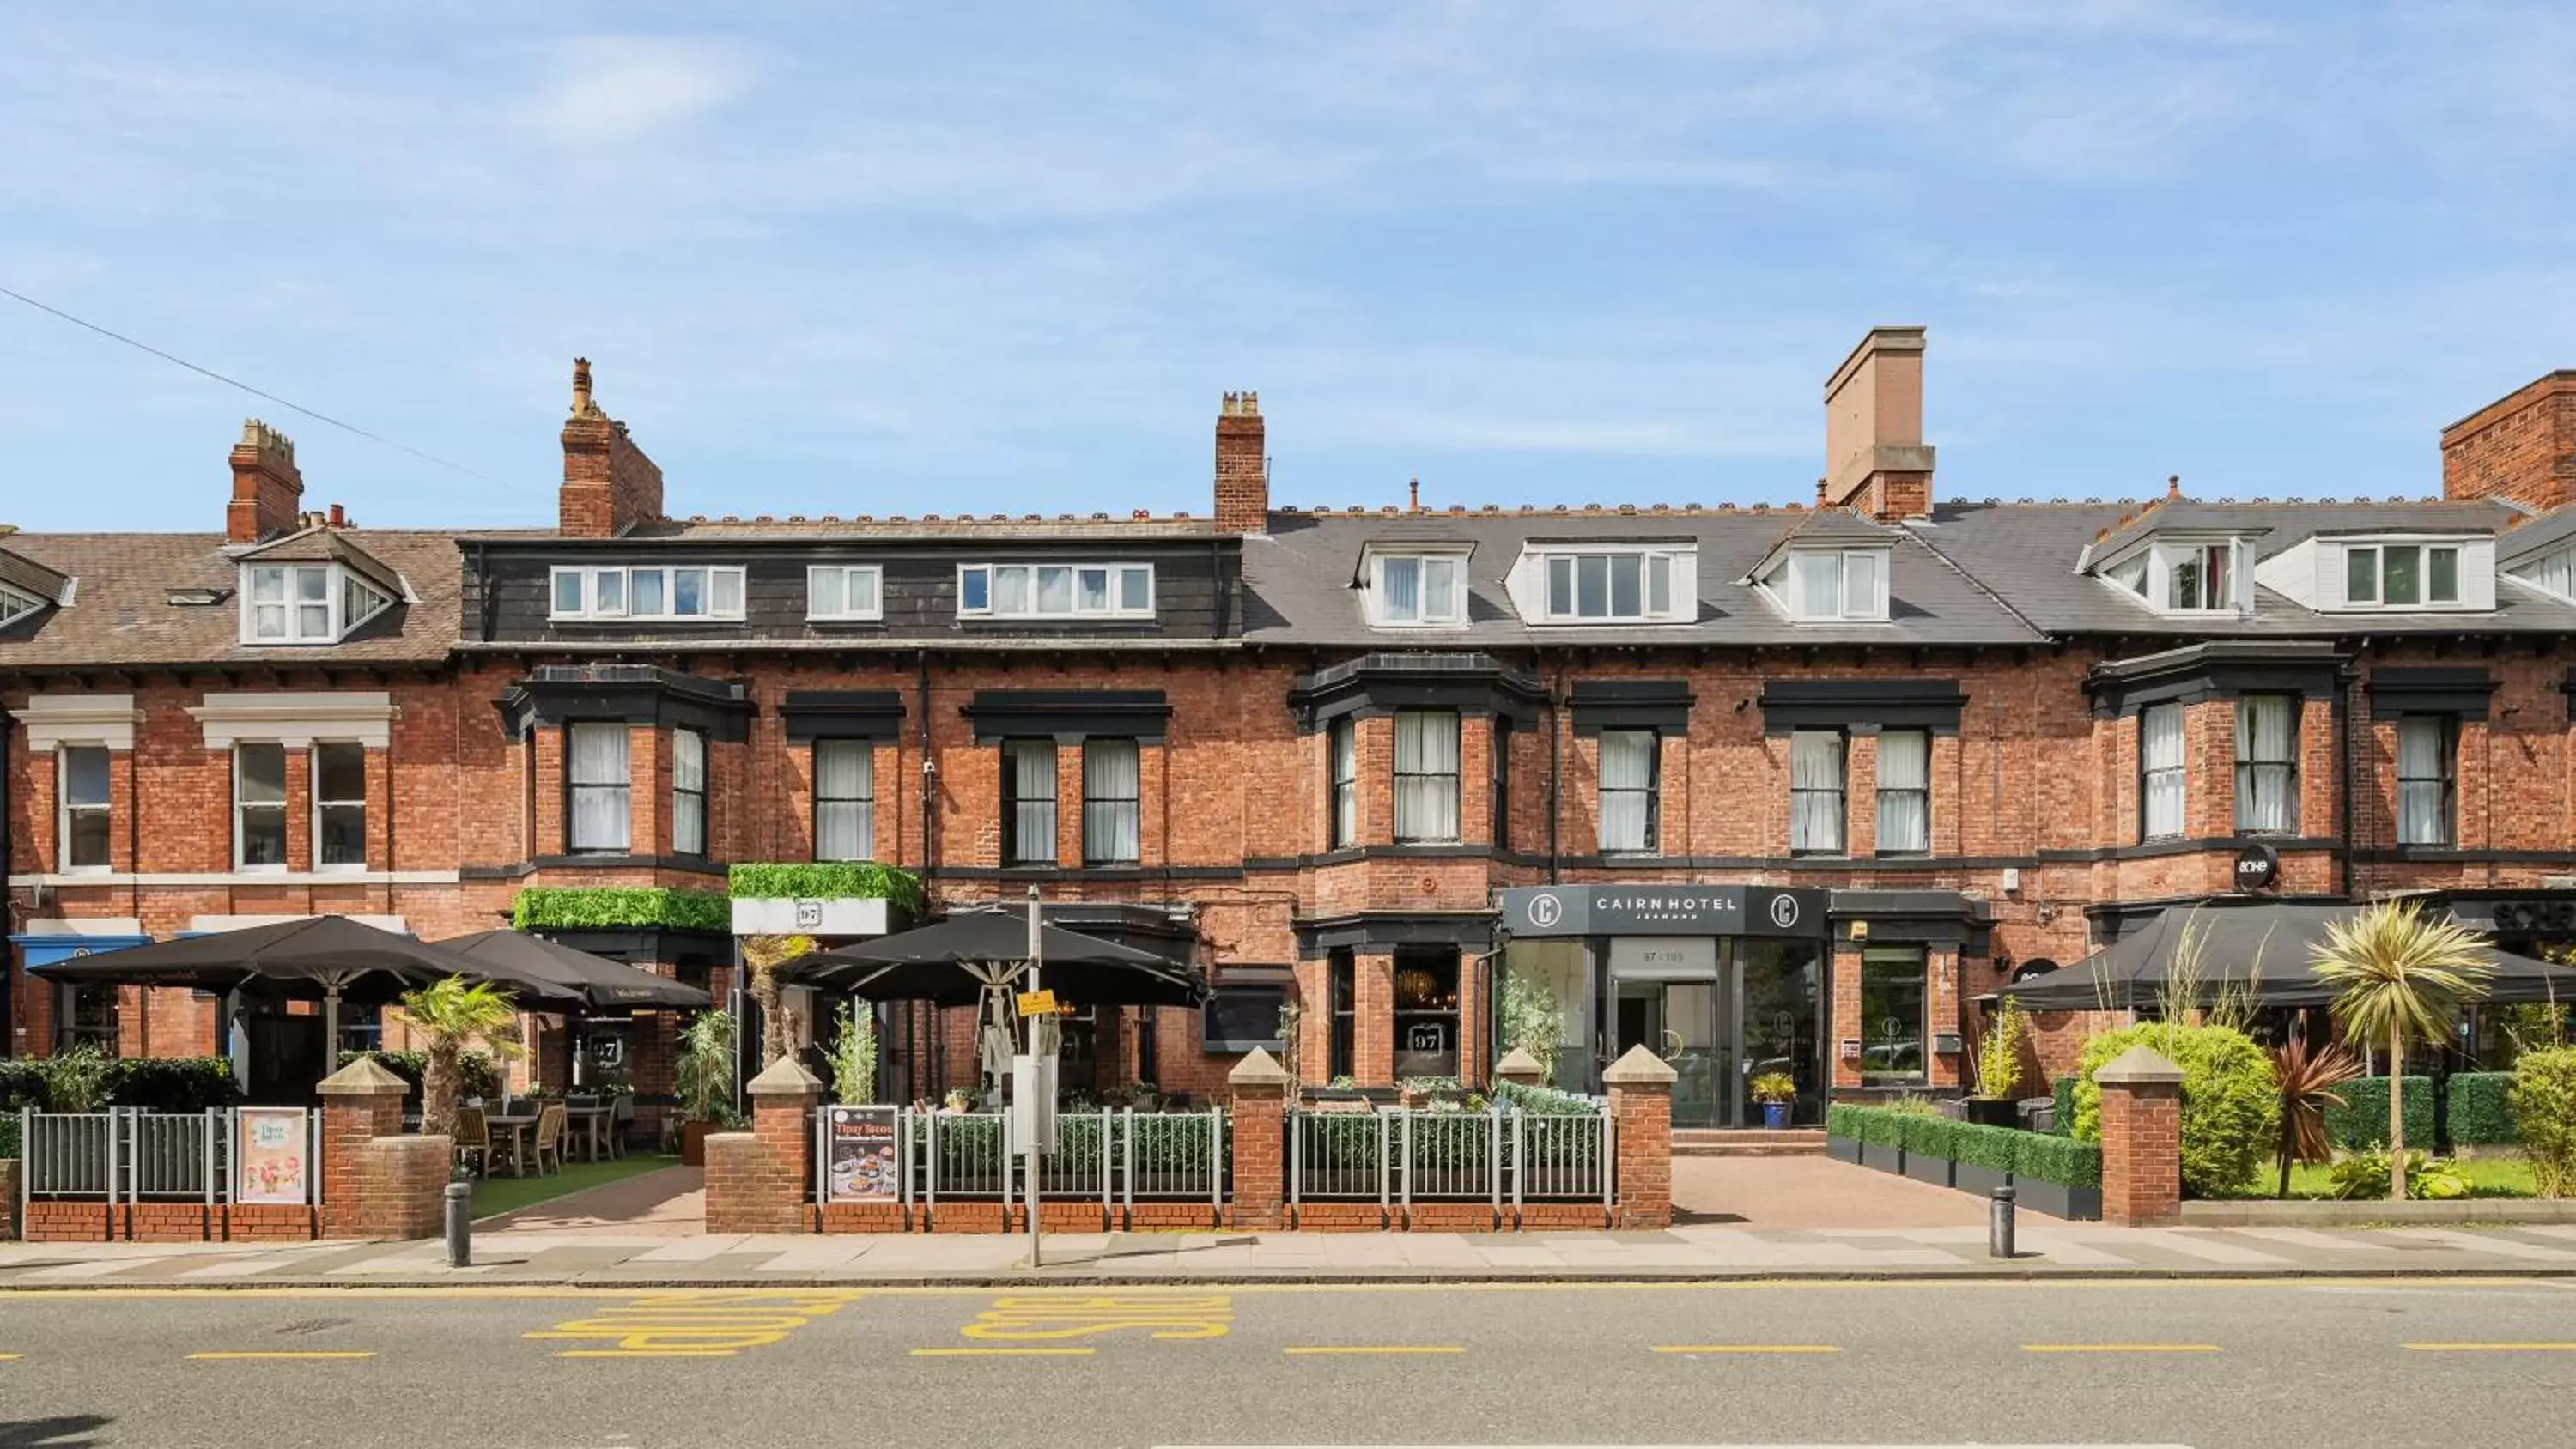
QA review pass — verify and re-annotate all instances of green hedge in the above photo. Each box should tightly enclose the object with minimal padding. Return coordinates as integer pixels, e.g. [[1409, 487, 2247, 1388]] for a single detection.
[[2015, 1131, 2103, 1187], [1854, 1106, 1907, 1148], [337, 1050, 504, 1103], [1490, 1080, 1599, 1117], [1825, 1103, 1861, 1140], [0, 1055, 242, 1113], [2445, 1072, 2518, 1147], [1901, 1114, 1958, 1158], [727, 862, 922, 912], [0, 1113, 18, 1160], [1952, 1121, 2020, 1173], [2052, 1076, 2078, 1137], [512, 887, 730, 934], [2324, 1076, 2437, 1151], [0, 1059, 45, 1113]]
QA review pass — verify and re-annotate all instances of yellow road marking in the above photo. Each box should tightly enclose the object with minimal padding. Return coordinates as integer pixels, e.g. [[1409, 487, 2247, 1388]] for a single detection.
[[1652, 1344, 1842, 1355], [957, 1294, 1231, 1343], [0, 1276, 2549, 1301], [558, 1349, 744, 1359], [912, 1347, 1098, 1357], [1283, 1345, 1465, 1356], [0, 1354, 21, 1361], [188, 1351, 376, 1361], [525, 1289, 864, 1359], [2404, 1343, 2576, 1352], [2022, 1343, 2221, 1354]]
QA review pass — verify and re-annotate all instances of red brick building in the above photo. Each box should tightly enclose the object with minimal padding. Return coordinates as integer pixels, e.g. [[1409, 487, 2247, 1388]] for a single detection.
[[9, 331, 2576, 1125]]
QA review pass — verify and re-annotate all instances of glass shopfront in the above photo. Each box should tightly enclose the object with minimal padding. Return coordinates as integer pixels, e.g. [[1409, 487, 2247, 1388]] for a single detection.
[[1497, 886, 1831, 1128]]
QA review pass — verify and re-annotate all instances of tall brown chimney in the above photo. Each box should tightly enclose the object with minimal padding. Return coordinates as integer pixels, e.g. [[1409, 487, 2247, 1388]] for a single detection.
[[2443, 370, 2576, 513], [1822, 326, 1935, 522], [1214, 391, 1267, 533], [560, 357, 666, 538], [227, 420, 305, 543]]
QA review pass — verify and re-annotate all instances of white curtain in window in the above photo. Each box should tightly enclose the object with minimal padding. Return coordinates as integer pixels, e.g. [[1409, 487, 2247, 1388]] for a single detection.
[[1330, 721, 1358, 846], [2142, 704, 2186, 839], [1394, 711, 1460, 841], [1084, 739, 1141, 864], [671, 731, 706, 854], [568, 723, 631, 851], [1874, 730, 1929, 852], [1842, 550, 1881, 616], [2397, 718, 2451, 846], [1597, 731, 1656, 852], [2235, 696, 2294, 833], [1794, 554, 1839, 618], [1012, 743, 1058, 864], [1382, 557, 1420, 620], [1789, 730, 1845, 852], [815, 740, 873, 860]]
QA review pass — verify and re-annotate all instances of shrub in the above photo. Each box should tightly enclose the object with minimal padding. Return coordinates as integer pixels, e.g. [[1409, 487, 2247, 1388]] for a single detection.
[[1901, 1114, 1957, 1159], [512, 887, 729, 933], [1884, 1094, 1943, 1118], [2445, 1072, 2518, 1148], [2330, 1149, 2470, 1201], [0, 1113, 17, 1159], [2070, 1022, 2279, 1198], [1826, 1103, 1862, 1140], [1952, 1122, 2019, 1173], [1975, 998, 2032, 1100], [2509, 1047, 2576, 1197], [2322, 1076, 2436, 1152], [726, 861, 923, 912], [2014, 1131, 2102, 1187], [1492, 1080, 1597, 1117], [0, 1059, 47, 1113], [2051, 1076, 2077, 1137], [107, 1058, 244, 1113], [39, 1046, 116, 1113], [1853, 1107, 1906, 1148], [339, 1050, 505, 1103]]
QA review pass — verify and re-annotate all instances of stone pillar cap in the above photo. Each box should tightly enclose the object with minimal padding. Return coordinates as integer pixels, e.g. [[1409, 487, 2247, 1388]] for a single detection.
[[1494, 1046, 1544, 1076], [1601, 1044, 1678, 1087], [2095, 1044, 2185, 1086], [746, 1058, 823, 1096], [1227, 1046, 1291, 1088], [317, 1055, 410, 1097]]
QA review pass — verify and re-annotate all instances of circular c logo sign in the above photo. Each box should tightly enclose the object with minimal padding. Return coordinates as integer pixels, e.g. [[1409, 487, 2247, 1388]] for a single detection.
[[1768, 894, 1801, 930], [1526, 894, 1564, 930]]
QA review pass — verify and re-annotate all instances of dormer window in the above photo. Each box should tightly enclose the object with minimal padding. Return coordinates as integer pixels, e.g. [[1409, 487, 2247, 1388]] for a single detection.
[[2507, 546, 2576, 601], [2345, 543, 2458, 608], [807, 565, 884, 621], [240, 563, 395, 644], [550, 566, 746, 622], [1759, 548, 1888, 623], [0, 579, 42, 627], [1364, 551, 1467, 627], [957, 563, 1153, 620], [1512, 546, 1693, 625], [2097, 537, 2254, 616]]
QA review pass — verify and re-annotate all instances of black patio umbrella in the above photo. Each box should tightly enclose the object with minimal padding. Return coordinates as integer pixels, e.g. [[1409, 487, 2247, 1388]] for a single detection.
[[434, 931, 714, 1013], [31, 915, 586, 1068], [787, 910, 1205, 1009], [1998, 901, 2576, 1011]]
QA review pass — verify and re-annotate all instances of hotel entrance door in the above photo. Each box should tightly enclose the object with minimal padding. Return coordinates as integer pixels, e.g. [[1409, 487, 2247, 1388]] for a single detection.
[[1606, 938, 1823, 1127]]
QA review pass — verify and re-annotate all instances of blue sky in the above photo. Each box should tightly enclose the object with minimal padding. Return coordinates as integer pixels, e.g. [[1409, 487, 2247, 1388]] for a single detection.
[[5, 3, 2574, 531]]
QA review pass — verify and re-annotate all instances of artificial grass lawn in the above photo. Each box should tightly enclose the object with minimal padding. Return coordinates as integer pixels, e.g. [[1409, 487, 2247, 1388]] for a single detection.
[[469, 1152, 683, 1220], [2249, 1156, 2539, 1201]]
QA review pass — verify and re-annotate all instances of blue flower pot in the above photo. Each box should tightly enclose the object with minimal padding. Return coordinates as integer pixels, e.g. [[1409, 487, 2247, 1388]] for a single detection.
[[1761, 1102, 1791, 1130]]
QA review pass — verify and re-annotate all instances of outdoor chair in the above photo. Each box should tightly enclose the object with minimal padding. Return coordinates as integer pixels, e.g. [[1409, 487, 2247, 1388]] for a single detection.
[[532, 1102, 568, 1176], [452, 1106, 491, 1179], [610, 1094, 634, 1160]]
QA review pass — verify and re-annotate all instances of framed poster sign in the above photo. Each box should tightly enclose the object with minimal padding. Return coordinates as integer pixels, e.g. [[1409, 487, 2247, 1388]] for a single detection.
[[237, 1106, 311, 1205], [825, 1106, 901, 1203]]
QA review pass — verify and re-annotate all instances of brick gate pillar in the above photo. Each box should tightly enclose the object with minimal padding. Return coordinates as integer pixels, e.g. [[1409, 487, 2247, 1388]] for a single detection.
[[706, 1058, 823, 1234], [319, 1055, 448, 1240], [1225, 1047, 1290, 1230], [2096, 1044, 2184, 1227], [1605, 1045, 1675, 1229]]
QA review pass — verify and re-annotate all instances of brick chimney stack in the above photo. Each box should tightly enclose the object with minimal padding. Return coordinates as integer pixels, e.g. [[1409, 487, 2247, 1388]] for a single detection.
[[560, 357, 666, 538], [2442, 371, 2576, 513], [1822, 326, 1935, 523], [1215, 391, 1268, 533], [227, 420, 305, 543]]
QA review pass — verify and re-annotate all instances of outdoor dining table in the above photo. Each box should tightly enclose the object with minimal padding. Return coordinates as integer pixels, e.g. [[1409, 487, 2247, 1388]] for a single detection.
[[485, 1112, 538, 1178], [566, 1105, 614, 1163]]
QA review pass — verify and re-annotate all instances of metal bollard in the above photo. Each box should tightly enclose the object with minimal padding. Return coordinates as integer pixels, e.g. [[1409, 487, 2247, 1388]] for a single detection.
[[1988, 1184, 2017, 1259], [444, 1180, 473, 1268]]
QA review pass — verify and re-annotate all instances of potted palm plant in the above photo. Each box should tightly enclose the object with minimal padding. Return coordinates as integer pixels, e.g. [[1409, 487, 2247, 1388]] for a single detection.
[[674, 1009, 740, 1167], [1749, 1072, 1799, 1130], [397, 976, 523, 1140]]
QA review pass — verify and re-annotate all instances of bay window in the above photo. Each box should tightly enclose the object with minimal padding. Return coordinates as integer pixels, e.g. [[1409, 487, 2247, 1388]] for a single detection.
[[2140, 703, 2186, 840], [1328, 718, 1358, 849], [1393, 710, 1461, 844], [671, 729, 707, 856], [568, 723, 632, 852], [2233, 696, 2298, 834]]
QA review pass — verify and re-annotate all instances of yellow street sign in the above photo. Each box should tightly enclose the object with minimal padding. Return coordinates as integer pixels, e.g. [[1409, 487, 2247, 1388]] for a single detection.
[[1016, 990, 1059, 1017]]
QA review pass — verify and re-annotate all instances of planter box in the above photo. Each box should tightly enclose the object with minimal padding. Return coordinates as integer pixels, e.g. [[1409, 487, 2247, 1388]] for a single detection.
[[1826, 1134, 1862, 1165], [680, 1120, 717, 1167], [2014, 1179, 2101, 1222], [1860, 1142, 1905, 1175], [1903, 1149, 1956, 1189], [1954, 1162, 2012, 1198]]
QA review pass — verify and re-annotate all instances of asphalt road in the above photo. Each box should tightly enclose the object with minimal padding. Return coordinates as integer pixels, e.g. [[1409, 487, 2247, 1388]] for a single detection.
[[2, 1278, 2573, 1448]]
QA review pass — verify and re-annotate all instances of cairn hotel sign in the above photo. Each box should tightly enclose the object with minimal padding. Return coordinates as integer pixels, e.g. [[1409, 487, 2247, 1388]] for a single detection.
[[1498, 885, 1830, 939]]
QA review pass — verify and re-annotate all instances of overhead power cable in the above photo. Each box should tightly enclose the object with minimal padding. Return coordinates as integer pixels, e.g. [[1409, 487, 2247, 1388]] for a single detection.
[[1, 282, 498, 483]]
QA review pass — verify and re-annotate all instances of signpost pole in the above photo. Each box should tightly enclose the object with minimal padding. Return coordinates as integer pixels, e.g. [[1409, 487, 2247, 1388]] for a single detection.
[[1024, 886, 1044, 1269]]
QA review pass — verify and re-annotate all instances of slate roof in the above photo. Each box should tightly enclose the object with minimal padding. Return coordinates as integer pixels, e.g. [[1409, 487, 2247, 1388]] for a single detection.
[[0, 544, 70, 606], [1241, 508, 2044, 648], [526, 513, 1223, 543], [0, 530, 471, 667], [1918, 498, 2576, 637]]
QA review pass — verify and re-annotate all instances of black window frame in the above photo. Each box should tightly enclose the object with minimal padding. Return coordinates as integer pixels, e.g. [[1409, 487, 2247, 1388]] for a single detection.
[[1873, 728, 1930, 856], [1491, 717, 1512, 852], [2232, 694, 2300, 835], [1002, 737, 1060, 868], [812, 737, 875, 863], [1392, 708, 1461, 845], [671, 726, 708, 858], [1858, 944, 1929, 1087], [1327, 949, 1356, 1082], [1201, 984, 1290, 1053], [1328, 717, 1358, 849], [1081, 737, 1142, 866], [2396, 713, 2459, 847], [2138, 700, 2187, 842], [1596, 727, 1660, 855], [566, 720, 633, 854], [1787, 728, 1847, 857]]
